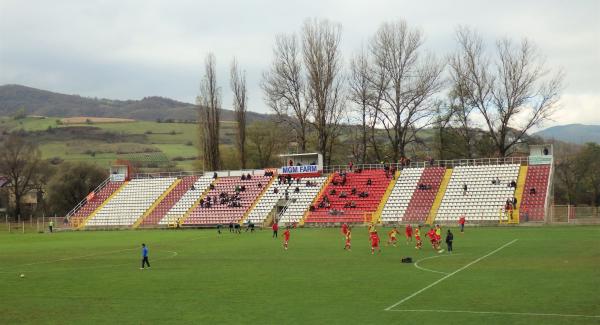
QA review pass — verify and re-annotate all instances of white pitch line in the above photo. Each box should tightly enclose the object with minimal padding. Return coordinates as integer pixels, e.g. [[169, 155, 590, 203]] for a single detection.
[[385, 239, 518, 311], [413, 254, 464, 275], [387, 309, 600, 319], [0, 250, 179, 274], [0, 248, 137, 270]]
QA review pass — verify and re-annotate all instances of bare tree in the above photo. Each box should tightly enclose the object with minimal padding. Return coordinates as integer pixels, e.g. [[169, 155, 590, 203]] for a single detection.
[[247, 120, 286, 168], [0, 135, 42, 219], [348, 49, 372, 164], [197, 53, 221, 171], [369, 20, 445, 162], [446, 79, 477, 158], [230, 58, 247, 168], [261, 34, 312, 152], [302, 18, 346, 165], [451, 26, 564, 157]]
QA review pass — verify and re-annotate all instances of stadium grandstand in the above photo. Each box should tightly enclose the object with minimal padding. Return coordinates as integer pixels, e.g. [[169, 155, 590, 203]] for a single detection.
[[65, 147, 554, 230]]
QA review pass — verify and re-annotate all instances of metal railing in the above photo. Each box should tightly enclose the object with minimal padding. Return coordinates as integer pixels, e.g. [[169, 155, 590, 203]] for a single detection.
[[324, 156, 531, 173], [551, 205, 600, 223], [64, 176, 111, 220], [132, 170, 205, 179]]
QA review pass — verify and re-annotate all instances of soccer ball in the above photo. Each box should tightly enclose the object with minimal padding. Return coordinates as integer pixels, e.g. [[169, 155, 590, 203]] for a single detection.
[[20, 274, 25, 278]]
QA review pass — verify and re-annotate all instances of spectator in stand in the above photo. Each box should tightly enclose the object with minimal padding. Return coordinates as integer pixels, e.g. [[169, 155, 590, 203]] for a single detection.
[[510, 180, 517, 188], [273, 187, 279, 194], [512, 196, 518, 207], [241, 174, 246, 181], [285, 189, 289, 200], [530, 187, 536, 195], [367, 178, 372, 186], [463, 183, 468, 196], [341, 174, 347, 186], [348, 161, 353, 171], [278, 176, 282, 185], [351, 187, 357, 195], [213, 172, 217, 179], [199, 198, 205, 208], [258, 182, 262, 188], [543, 147, 549, 155], [294, 187, 300, 193], [339, 191, 347, 198], [289, 159, 293, 166], [384, 164, 390, 178], [209, 183, 215, 190], [191, 184, 196, 191], [297, 178, 301, 184], [286, 174, 292, 184], [247, 173, 252, 180], [330, 189, 337, 195], [390, 165, 397, 179], [429, 157, 435, 166]]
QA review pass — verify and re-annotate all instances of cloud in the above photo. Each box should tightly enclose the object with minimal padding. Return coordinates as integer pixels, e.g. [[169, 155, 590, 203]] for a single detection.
[[0, 0, 598, 126]]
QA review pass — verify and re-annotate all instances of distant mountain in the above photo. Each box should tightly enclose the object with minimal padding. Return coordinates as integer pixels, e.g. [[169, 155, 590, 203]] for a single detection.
[[534, 124, 600, 144], [0, 84, 272, 122]]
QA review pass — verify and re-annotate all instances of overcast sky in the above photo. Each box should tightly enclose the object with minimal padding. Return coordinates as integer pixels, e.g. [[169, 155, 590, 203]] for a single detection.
[[1, 0, 598, 129]]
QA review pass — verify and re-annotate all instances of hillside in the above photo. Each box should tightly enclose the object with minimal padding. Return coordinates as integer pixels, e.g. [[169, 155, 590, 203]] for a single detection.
[[534, 124, 600, 144], [0, 84, 271, 122]]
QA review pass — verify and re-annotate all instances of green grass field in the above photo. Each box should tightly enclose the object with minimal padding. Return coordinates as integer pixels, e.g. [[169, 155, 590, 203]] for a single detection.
[[1, 226, 599, 324]]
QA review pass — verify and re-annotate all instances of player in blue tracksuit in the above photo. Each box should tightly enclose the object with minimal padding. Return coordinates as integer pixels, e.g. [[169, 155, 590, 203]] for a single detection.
[[141, 243, 150, 269]]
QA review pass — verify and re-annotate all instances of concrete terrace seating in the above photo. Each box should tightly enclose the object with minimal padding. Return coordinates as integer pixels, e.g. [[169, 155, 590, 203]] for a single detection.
[[305, 169, 391, 223], [158, 175, 214, 225], [246, 180, 290, 224], [276, 177, 328, 224], [140, 176, 199, 226], [380, 168, 424, 223], [184, 175, 272, 225], [436, 164, 520, 222], [86, 178, 176, 226], [403, 167, 446, 222], [520, 165, 550, 221], [70, 181, 123, 226], [247, 177, 328, 224]]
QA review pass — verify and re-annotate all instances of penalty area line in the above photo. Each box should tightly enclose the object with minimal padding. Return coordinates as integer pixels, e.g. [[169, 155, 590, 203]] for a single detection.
[[384, 239, 518, 311], [386, 309, 600, 319]]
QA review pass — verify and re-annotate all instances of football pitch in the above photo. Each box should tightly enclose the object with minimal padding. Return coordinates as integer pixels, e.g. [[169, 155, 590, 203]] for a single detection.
[[1, 226, 599, 324]]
